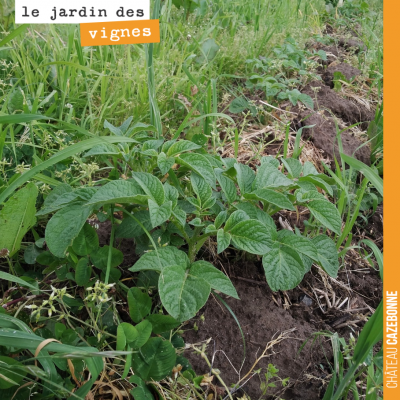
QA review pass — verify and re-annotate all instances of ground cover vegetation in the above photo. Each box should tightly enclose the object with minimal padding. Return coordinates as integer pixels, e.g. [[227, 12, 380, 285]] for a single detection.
[[0, 0, 383, 399]]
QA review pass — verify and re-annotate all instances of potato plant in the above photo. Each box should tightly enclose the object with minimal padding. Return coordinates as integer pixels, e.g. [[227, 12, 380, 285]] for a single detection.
[[37, 123, 342, 324]]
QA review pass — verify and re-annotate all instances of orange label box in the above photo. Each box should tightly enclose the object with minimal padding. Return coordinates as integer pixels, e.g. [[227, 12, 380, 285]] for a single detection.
[[80, 19, 160, 46]]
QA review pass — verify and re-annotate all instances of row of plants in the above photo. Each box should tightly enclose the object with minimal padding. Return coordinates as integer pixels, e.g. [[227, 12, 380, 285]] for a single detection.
[[0, 0, 383, 399]]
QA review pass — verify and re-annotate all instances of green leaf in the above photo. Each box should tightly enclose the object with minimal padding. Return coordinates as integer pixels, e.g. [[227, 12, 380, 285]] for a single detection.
[[303, 161, 319, 176], [0, 136, 139, 205], [0, 25, 28, 48], [129, 376, 155, 400], [177, 153, 216, 189], [277, 230, 318, 261], [166, 140, 201, 157], [117, 323, 139, 351], [215, 211, 228, 229], [216, 169, 238, 203], [230, 220, 275, 255], [224, 210, 249, 231], [217, 229, 231, 254], [148, 199, 172, 228], [262, 247, 306, 291], [130, 320, 153, 349], [340, 153, 383, 197], [131, 172, 165, 206], [130, 247, 190, 272], [234, 163, 255, 195], [191, 173, 213, 206], [190, 261, 238, 299], [229, 97, 252, 114], [298, 93, 314, 109], [45, 203, 93, 258], [164, 183, 179, 209], [234, 202, 275, 230], [312, 235, 339, 277], [91, 246, 123, 270], [0, 356, 26, 389], [0, 183, 38, 256], [72, 223, 99, 256], [254, 163, 294, 190], [75, 258, 92, 286], [299, 176, 333, 196], [87, 180, 147, 206], [116, 211, 152, 239], [172, 207, 187, 227], [282, 158, 302, 178], [0, 272, 39, 292], [145, 315, 180, 335], [245, 189, 295, 211], [128, 288, 152, 323], [306, 200, 342, 235], [132, 337, 176, 381], [159, 265, 211, 321], [84, 143, 120, 157], [158, 152, 175, 175], [195, 38, 220, 64]]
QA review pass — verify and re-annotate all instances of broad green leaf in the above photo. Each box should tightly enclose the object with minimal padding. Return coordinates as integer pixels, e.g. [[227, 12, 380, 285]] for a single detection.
[[129, 376, 154, 400], [158, 152, 175, 175], [215, 210, 228, 229], [216, 169, 238, 203], [45, 203, 93, 258], [254, 163, 294, 190], [159, 265, 210, 321], [37, 188, 97, 216], [117, 323, 139, 351], [75, 258, 92, 286], [172, 207, 187, 227], [234, 202, 275, 230], [177, 153, 216, 188], [224, 210, 249, 231], [303, 161, 319, 176], [131, 172, 165, 206], [245, 189, 295, 211], [282, 158, 302, 178], [234, 163, 255, 195], [230, 220, 275, 255], [132, 337, 176, 381], [191, 173, 213, 206], [145, 315, 180, 335], [166, 140, 201, 157], [0, 183, 37, 256], [217, 229, 231, 254], [262, 247, 306, 291], [87, 180, 147, 206], [130, 247, 190, 272], [72, 223, 99, 256], [130, 320, 153, 349], [148, 199, 172, 228], [164, 182, 179, 209], [261, 156, 280, 168], [0, 271, 39, 292], [277, 230, 318, 261], [195, 38, 220, 64], [299, 176, 333, 196], [91, 246, 123, 270], [312, 235, 339, 277], [307, 200, 342, 235], [128, 288, 152, 323], [84, 143, 120, 157], [116, 210, 152, 239], [190, 261, 238, 299]]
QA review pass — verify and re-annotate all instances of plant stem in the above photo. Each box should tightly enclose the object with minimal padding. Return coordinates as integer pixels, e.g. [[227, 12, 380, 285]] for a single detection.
[[105, 205, 116, 285]]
